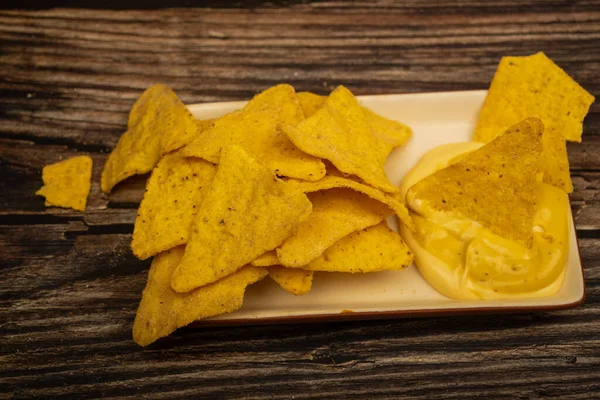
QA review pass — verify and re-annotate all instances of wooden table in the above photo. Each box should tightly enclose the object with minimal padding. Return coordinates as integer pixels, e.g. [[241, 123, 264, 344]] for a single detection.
[[2, 2, 599, 398]]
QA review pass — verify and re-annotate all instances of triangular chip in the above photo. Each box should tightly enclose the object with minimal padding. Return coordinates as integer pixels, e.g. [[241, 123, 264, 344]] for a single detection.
[[133, 246, 267, 346], [303, 222, 413, 273], [364, 107, 412, 147], [161, 118, 213, 156], [283, 86, 405, 193], [297, 91, 326, 118], [131, 152, 217, 260], [101, 84, 199, 193], [36, 155, 92, 211], [182, 84, 325, 181], [407, 118, 543, 247], [171, 145, 312, 293], [473, 52, 595, 192], [297, 92, 412, 147], [268, 267, 313, 295], [288, 165, 414, 231], [276, 188, 392, 268]]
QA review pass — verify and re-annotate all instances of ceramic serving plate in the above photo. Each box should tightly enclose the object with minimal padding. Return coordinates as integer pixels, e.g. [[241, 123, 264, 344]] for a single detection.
[[186, 90, 585, 325]]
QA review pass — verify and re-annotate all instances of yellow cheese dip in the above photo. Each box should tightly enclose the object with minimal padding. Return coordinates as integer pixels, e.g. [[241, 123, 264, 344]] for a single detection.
[[400, 142, 569, 300]]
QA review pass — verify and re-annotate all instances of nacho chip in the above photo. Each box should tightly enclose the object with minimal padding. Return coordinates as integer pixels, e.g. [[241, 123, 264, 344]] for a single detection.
[[298, 92, 412, 147], [475, 52, 594, 143], [288, 165, 414, 231], [171, 145, 312, 293], [297, 91, 326, 118], [364, 107, 412, 147], [101, 84, 199, 193], [268, 267, 313, 295], [304, 222, 413, 273], [283, 86, 403, 193], [277, 188, 392, 268], [407, 118, 543, 247], [131, 152, 217, 260], [182, 84, 325, 181], [36, 155, 92, 211], [161, 118, 213, 156], [252, 251, 279, 267], [473, 52, 595, 193], [133, 246, 267, 346]]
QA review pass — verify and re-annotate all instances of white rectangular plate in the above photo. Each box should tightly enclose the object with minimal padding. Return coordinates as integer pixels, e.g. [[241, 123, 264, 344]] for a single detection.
[[186, 90, 585, 325]]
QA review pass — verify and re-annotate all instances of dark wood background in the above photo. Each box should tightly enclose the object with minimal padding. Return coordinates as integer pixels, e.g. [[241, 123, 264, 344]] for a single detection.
[[2, 1, 599, 398]]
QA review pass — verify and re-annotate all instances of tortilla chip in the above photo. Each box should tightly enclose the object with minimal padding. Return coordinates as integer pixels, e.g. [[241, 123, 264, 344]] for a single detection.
[[283, 86, 403, 193], [131, 152, 217, 260], [288, 165, 414, 231], [475, 52, 594, 143], [161, 119, 213, 156], [473, 52, 595, 193], [407, 118, 543, 247], [541, 127, 573, 192], [364, 107, 412, 147], [298, 92, 412, 147], [303, 222, 413, 273], [133, 246, 267, 346], [268, 267, 313, 295], [182, 84, 325, 181], [36, 155, 92, 211], [252, 251, 279, 267], [171, 145, 312, 293], [101, 84, 199, 193], [297, 91, 326, 118], [276, 188, 392, 268]]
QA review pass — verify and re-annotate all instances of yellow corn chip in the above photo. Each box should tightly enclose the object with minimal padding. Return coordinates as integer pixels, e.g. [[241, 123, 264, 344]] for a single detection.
[[133, 246, 267, 346], [298, 92, 412, 147], [303, 222, 413, 273], [475, 52, 594, 143], [268, 267, 313, 295], [407, 118, 543, 247], [277, 188, 392, 268], [36, 155, 92, 211], [161, 118, 213, 156], [182, 84, 325, 181], [288, 165, 414, 231], [252, 251, 279, 267], [473, 52, 595, 193], [297, 91, 326, 118], [364, 107, 412, 147], [283, 86, 403, 193], [171, 145, 312, 293], [131, 152, 217, 260], [101, 84, 198, 193]]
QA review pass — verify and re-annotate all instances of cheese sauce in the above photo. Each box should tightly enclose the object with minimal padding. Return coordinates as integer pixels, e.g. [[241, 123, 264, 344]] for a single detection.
[[399, 143, 569, 300]]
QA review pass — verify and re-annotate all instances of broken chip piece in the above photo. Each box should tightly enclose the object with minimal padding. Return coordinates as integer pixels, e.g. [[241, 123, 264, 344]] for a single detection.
[[133, 246, 267, 346], [101, 84, 199, 193], [407, 118, 543, 248], [36, 155, 93, 211], [131, 151, 217, 260], [268, 267, 314, 295], [276, 188, 392, 268], [284, 86, 407, 193], [170, 145, 312, 293], [182, 84, 326, 181]]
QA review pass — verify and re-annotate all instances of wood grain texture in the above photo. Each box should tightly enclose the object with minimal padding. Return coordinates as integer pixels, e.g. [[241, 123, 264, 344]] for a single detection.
[[1, 1, 599, 399]]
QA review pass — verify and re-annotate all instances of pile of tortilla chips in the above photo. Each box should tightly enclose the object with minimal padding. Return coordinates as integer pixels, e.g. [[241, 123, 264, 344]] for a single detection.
[[101, 83, 415, 346]]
